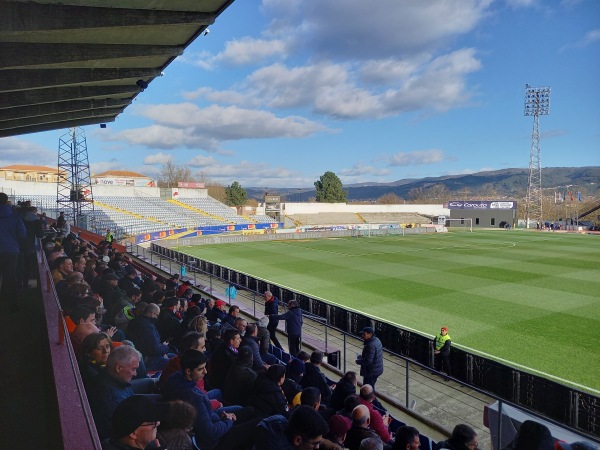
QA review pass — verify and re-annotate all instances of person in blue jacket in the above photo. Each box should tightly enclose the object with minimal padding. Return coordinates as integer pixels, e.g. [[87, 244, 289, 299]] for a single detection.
[[0, 192, 26, 312], [356, 327, 384, 391], [162, 349, 262, 450], [270, 300, 303, 357], [264, 290, 283, 349]]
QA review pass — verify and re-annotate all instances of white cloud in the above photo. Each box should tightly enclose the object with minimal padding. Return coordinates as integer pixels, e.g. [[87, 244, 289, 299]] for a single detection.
[[388, 149, 446, 167], [541, 129, 567, 139], [583, 29, 600, 45], [214, 37, 289, 66], [182, 87, 255, 105], [262, 0, 492, 60], [105, 104, 329, 150], [182, 38, 289, 70], [560, 28, 600, 52], [339, 163, 391, 178], [506, 0, 538, 8], [187, 155, 219, 167], [90, 160, 126, 175], [143, 152, 173, 165], [0, 137, 55, 167], [182, 157, 302, 186], [192, 47, 481, 119], [358, 57, 428, 85]]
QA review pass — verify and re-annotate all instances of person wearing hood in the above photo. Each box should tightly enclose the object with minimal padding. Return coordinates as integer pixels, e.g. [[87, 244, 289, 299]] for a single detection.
[[329, 371, 358, 411], [223, 346, 258, 406], [127, 303, 174, 371], [270, 299, 303, 357], [0, 192, 26, 312], [434, 424, 479, 450], [251, 364, 289, 417]]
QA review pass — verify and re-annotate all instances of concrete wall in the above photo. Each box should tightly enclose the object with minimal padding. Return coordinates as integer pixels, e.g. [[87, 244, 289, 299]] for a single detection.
[[283, 202, 449, 216], [0, 179, 209, 199], [173, 188, 208, 198]]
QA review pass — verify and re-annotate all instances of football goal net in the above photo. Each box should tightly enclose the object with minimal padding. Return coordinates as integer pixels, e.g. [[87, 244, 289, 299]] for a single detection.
[[444, 218, 473, 232]]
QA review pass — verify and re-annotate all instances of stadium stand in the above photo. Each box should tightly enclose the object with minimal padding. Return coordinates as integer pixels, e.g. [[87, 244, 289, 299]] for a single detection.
[[250, 214, 278, 223], [359, 212, 433, 224], [178, 196, 251, 224], [289, 212, 365, 225]]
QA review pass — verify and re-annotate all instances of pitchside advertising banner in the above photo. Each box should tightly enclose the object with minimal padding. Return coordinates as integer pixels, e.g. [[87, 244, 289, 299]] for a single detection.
[[134, 222, 282, 244], [445, 200, 517, 210]]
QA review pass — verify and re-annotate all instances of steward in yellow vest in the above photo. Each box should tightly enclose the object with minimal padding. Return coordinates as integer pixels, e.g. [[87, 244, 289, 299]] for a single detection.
[[434, 326, 452, 379]]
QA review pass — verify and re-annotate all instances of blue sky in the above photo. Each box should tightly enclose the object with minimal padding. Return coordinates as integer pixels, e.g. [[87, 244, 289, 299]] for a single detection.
[[2, 0, 599, 188]]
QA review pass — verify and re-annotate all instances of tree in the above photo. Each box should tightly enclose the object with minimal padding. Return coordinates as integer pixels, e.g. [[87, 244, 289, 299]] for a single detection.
[[196, 170, 227, 203], [407, 184, 449, 204], [157, 161, 194, 188], [207, 185, 227, 204], [377, 192, 403, 204], [314, 171, 347, 203], [225, 181, 247, 207]]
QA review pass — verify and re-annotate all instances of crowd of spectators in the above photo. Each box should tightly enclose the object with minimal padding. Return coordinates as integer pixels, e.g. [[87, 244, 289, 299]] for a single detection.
[[37, 223, 418, 450]]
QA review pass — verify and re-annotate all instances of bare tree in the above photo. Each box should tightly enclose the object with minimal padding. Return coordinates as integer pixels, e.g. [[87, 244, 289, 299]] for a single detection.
[[377, 192, 403, 204], [157, 161, 194, 188]]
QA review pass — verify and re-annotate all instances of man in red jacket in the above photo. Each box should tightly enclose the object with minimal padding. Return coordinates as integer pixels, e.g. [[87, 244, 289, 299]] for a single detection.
[[359, 384, 391, 443]]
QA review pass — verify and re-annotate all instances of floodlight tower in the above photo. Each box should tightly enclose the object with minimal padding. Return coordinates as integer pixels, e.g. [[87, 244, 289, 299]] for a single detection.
[[57, 127, 96, 230], [524, 84, 550, 228]]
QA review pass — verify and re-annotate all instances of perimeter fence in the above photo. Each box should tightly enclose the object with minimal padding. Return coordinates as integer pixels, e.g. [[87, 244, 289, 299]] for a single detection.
[[126, 235, 600, 446]]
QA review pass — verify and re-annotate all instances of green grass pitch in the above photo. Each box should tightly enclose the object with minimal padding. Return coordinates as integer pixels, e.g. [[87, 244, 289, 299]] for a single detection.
[[179, 230, 600, 393]]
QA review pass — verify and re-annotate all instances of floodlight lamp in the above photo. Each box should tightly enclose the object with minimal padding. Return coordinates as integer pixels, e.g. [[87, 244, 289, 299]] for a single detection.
[[524, 84, 551, 116]]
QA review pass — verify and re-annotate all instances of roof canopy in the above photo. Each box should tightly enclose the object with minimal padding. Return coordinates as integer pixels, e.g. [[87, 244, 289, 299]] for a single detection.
[[0, 0, 235, 138]]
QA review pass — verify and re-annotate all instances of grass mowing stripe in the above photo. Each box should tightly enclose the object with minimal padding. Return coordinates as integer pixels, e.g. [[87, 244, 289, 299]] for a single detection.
[[181, 230, 600, 392]]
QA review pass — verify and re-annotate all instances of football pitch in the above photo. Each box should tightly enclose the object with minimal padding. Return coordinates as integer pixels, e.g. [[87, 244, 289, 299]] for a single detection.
[[180, 230, 600, 393]]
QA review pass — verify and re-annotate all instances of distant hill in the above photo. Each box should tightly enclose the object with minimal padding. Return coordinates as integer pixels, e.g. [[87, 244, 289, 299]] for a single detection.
[[247, 167, 600, 202]]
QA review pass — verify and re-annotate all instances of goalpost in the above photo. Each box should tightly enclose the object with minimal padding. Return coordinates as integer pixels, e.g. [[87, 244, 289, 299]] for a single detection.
[[444, 218, 473, 232]]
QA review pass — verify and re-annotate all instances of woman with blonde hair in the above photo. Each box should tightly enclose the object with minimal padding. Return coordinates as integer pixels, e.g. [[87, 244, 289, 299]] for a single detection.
[[188, 315, 208, 335]]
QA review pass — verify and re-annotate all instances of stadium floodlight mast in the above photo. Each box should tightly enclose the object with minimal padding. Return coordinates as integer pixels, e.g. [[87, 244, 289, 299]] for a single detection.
[[57, 127, 96, 230], [524, 84, 551, 229]]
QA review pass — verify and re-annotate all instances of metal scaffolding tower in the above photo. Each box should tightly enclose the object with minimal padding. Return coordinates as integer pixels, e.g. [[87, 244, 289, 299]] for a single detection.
[[57, 127, 96, 230], [524, 84, 550, 228]]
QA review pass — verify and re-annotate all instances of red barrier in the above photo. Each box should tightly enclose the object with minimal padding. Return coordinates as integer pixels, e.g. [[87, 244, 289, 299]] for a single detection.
[[38, 247, 102, 449]]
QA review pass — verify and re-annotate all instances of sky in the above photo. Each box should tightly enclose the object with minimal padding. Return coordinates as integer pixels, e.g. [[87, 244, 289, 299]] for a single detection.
[[2, 0, 599, 189]]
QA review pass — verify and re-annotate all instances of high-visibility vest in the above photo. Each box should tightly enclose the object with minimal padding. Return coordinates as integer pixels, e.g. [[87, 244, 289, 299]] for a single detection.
[[435, 333, 451, 350]]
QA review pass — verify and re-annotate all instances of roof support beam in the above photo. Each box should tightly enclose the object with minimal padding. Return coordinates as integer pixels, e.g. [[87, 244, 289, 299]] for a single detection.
[[0, 68, 161, 93], [0, 3, 215, 32], [0, 99, 131, 122], [0, 117, 117, 139], [0, 43, 184, 69], [0, 86, 139, 109], [0, 107, 125, 133]]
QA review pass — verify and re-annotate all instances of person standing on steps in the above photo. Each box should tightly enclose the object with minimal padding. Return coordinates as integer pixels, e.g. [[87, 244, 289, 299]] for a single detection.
[[264, 291, 282, 349], [434, 326, 452, 380]]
